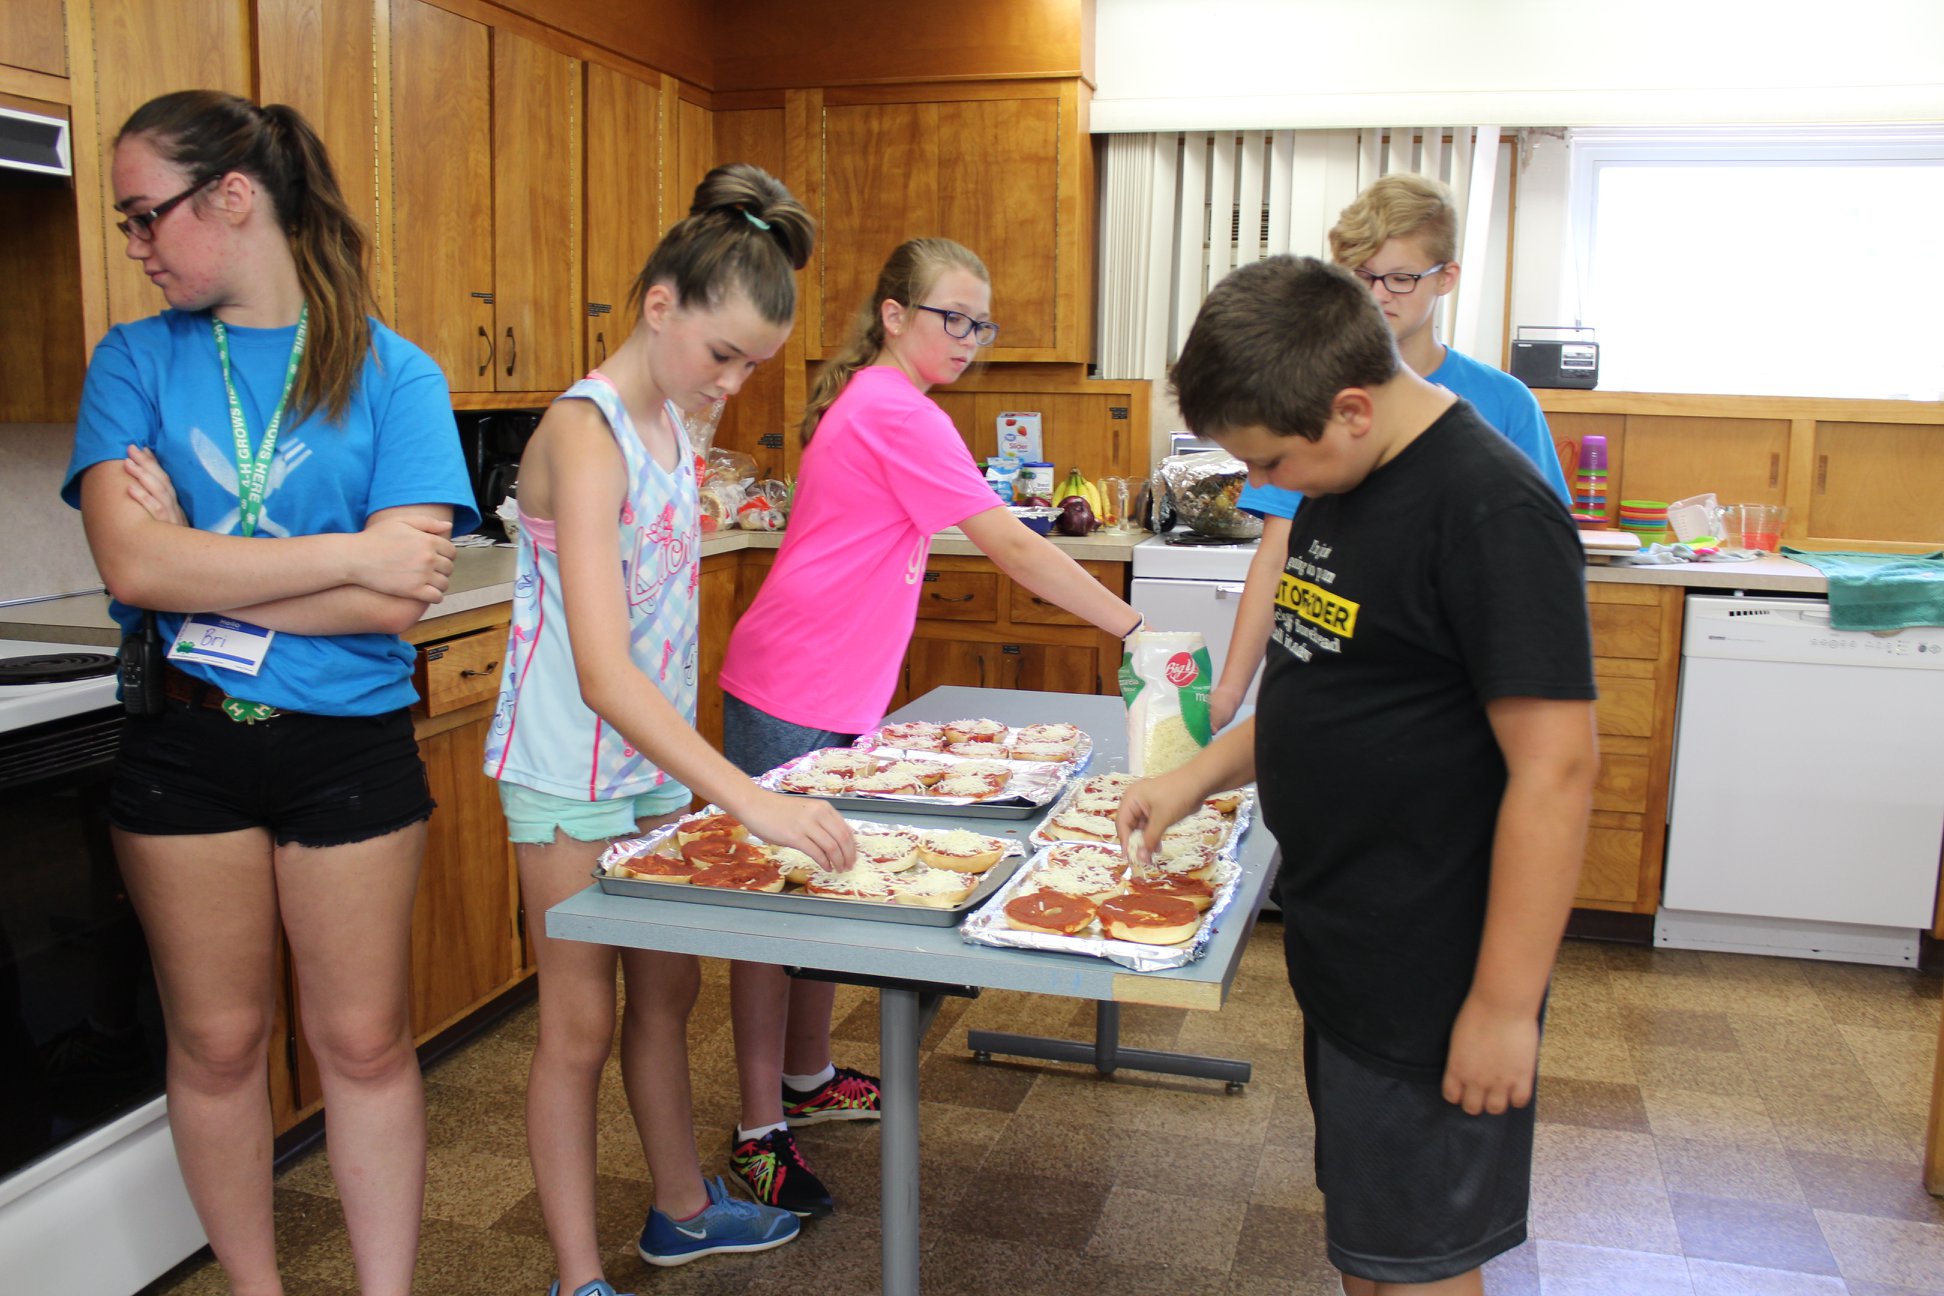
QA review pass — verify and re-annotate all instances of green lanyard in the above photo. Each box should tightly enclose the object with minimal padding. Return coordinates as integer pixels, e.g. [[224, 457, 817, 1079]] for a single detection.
[[213, 304, 309, 538]]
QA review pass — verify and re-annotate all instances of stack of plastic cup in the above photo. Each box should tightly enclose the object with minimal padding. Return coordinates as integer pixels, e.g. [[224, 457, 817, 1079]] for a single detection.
[[1571, 435, 1609, 526]]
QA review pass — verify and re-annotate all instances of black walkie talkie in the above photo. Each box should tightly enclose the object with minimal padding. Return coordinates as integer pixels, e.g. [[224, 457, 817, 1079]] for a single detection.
[[119, 611, 165, 716]]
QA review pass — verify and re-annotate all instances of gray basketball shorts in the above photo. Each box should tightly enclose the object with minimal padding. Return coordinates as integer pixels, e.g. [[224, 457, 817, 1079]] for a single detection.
[[1302, 1020, 1535, 1284]]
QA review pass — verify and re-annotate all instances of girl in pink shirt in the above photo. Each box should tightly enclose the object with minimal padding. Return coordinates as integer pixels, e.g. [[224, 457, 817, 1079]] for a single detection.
[[717, 238, 1142, 1215]]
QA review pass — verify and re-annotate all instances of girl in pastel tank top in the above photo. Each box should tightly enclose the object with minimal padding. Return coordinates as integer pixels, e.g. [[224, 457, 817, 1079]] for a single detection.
[[481, 166, 851, 1296]]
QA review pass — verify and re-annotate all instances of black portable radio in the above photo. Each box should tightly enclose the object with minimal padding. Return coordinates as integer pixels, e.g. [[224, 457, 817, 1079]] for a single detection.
[[1509, 326, 1599, 390]]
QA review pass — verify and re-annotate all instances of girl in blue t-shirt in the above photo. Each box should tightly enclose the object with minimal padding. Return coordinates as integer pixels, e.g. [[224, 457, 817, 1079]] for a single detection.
[[65, 91, 475, 1295]]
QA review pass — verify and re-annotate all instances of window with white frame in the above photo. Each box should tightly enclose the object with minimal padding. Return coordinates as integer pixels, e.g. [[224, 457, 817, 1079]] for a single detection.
[[1567, 127, 1944, 401]]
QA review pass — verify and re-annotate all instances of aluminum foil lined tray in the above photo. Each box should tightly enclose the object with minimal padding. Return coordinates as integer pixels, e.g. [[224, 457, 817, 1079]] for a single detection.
[[853, 719, 1094, 770], [1027, 778, 1256, 855], [756, 745, 1080, 820], [594, 814, 1029, 928], [959, 841, 1245, 971]]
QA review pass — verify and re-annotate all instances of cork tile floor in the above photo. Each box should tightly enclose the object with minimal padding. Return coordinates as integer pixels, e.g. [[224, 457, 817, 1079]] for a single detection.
[[144, 923, 1944, 1295]]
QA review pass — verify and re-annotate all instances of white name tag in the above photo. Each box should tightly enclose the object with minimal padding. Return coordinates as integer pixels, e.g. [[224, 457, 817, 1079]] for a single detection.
[[168, 615, 275, 677]]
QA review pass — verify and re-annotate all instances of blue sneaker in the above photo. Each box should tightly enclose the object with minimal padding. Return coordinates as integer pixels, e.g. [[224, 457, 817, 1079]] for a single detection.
[[547, 1282, 631, 1296], [637, 1175, 801, 1267]]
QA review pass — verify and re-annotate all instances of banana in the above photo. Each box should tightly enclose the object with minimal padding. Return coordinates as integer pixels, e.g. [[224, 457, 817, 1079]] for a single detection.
[[1057, 467, 1100, 515]]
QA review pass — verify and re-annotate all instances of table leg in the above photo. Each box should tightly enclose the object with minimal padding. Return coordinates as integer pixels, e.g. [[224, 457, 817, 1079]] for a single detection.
[[967, 999, 1251, 1092], [879, 985, 922, 1296]]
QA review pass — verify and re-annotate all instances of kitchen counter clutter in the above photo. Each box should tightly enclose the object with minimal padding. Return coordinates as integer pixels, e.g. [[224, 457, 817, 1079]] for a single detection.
[[0, 535, 1831, 647]]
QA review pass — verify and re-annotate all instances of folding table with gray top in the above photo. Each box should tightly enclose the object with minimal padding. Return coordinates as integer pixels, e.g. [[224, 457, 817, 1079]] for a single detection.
[[547, 686, 1278, 1296]]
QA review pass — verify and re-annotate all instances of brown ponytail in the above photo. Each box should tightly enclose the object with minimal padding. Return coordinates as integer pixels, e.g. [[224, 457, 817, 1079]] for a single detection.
[[626, 163, 815, 328], [801, 238, 988, 445], [118, 91, 374, 425]]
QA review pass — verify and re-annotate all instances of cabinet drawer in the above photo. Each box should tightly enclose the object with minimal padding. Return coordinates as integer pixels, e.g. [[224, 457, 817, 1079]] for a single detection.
[[1592, 672, 1659, 738], [1591, 752, 1652, 815], [917, 569, 998, 622], [1578, 825, 1647, 906], [1589, 602, 1662, 660], [414, 625, 506, 716], [1009, 583, 1088, 626]]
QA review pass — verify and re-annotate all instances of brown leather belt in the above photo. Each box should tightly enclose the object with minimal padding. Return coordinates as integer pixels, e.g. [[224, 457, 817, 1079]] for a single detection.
[[163, 664, 280, 721]]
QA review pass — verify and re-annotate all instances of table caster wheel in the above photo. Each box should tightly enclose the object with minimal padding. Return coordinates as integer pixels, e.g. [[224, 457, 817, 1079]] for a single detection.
[[973, 1050, 992, 1063], [1225, 1081, 1246, 1095]]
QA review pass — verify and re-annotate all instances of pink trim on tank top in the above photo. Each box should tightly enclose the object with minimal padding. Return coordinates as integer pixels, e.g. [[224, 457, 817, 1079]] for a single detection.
[[518, 507, 558, 553]]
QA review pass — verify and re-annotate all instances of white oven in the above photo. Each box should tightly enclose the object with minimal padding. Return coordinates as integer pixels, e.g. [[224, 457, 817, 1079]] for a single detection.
[[1130, 530, 1265, 711], [0, 638, 206, 1294]]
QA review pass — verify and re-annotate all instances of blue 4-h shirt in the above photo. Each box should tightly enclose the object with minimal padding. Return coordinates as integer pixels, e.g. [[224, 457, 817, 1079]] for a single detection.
[[63, 309, 478, 716]]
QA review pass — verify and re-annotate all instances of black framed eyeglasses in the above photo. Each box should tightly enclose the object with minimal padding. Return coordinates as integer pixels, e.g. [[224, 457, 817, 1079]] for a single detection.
[[1352, 263, 1448, 294], [115, 175, 217, 241], [911, 304, 1000, 347]]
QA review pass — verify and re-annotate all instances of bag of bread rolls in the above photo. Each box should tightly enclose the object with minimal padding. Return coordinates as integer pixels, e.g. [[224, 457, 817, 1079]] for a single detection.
[[1118, 630, 1214, 775]]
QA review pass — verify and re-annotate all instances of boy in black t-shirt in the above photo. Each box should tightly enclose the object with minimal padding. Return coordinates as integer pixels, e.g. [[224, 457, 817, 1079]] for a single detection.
[[1119, 256, 1598, 1296]]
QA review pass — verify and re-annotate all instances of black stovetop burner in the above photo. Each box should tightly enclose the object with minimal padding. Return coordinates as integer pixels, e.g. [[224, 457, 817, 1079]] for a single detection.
[[0, 651, 118, 685]]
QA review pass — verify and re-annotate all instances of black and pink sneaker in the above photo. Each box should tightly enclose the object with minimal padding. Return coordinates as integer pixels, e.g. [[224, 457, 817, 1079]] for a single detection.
[[782, 1064, 882, 1126], [729, 1126, 834, 1218]]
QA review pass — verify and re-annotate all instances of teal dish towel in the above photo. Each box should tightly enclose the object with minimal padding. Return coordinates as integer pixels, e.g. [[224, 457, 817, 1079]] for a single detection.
[[1782, 548, 1944, 631]]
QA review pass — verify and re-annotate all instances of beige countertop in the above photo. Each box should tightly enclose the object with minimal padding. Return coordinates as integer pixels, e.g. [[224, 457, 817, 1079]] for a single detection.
[[0, 535, 1827, 645]]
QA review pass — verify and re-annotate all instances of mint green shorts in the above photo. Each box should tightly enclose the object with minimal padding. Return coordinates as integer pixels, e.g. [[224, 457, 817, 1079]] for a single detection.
[[497, 779, 693, 844]]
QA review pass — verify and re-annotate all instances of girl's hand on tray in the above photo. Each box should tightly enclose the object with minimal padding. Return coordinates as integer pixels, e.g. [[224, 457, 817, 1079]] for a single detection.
[[741, 790, 856, 872]]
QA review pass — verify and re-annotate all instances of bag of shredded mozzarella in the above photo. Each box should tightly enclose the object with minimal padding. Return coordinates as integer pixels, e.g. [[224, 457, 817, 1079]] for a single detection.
[[1118, 631, 1215, 775]]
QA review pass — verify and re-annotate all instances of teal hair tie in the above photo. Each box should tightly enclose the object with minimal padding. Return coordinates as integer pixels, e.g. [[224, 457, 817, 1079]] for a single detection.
[[743, 209, 771, 232]]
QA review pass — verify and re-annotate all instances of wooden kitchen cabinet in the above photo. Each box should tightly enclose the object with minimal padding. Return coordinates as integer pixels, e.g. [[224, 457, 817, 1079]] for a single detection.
[[491, 29, 580, 393], [1576, 582, 1684, 913], [803, 80, 1090, 365], [583, 60, 663, 370], [0, 0, 66, 77], [895, 554, 1127, 709], [255, 0, 379, 256], [1540, 392, 1943, 554], [388, 0, 579, 396], [696, 553, 738, 752], [79, 0, 253, 333], [387, 0, 493, 391]]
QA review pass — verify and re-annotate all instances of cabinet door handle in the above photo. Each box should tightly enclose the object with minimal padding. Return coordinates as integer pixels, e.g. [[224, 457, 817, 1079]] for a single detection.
[[975, 654, 986, 688], [1031, 596, 1051, 606], [1768, 453, 1780, 488], [476, 325, 494, 377], [504, 326, 517, 378], [930, 592, 975, 603], [1815, 454, 1828, 493], [595, 330, 606, 365], [460, 660, 500, 678]]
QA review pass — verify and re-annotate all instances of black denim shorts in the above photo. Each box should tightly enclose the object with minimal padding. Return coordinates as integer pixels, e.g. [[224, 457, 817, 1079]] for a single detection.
[[109, 700, 435, 848]]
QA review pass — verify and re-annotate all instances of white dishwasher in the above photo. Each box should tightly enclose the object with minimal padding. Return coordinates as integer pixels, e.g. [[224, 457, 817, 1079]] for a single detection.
[[1658, 594, 1944, 966]]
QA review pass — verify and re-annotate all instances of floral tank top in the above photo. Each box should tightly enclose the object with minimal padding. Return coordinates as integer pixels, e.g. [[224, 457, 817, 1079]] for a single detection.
[[482, 374, 700, 801]]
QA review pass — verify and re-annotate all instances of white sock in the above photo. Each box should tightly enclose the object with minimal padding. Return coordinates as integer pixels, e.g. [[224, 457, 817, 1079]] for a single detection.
[[784, 1063, 836, 1092], [737, 1121, 787, 1142]]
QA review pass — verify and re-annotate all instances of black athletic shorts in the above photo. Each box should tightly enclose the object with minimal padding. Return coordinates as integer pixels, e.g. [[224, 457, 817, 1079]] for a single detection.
[[1303, 1020, 1535, 1284], [109, 699, 435, 848]]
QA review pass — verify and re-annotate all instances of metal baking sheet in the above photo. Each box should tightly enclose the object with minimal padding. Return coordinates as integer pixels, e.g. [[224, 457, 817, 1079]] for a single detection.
[[1028, 781, 1256, 854], [594, 817, 1028, 927], [756, 747, 1077, 820], [958, 842, 1245, 971]]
